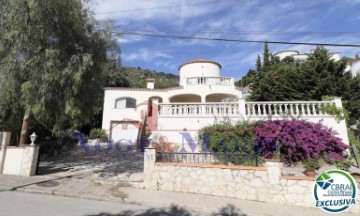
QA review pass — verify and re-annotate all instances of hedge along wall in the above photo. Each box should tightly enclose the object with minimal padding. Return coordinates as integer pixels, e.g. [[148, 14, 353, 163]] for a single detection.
[[143, 148, 360, 214]]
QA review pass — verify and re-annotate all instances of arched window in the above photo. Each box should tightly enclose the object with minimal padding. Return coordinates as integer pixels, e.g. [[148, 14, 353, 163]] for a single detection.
[[114, 97, 136, 109]]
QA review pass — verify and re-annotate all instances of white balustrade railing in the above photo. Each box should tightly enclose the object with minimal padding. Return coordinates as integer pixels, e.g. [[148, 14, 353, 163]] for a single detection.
[[159, 103, 239, 117], [158, 101, 336, 117], [245, 101, 335, 117], [187, 77, 233, 86]]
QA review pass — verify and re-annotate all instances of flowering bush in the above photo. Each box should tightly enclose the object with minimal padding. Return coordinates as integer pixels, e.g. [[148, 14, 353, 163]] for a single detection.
[[154, 136, 179, 153], [253, 119, 348, 164]]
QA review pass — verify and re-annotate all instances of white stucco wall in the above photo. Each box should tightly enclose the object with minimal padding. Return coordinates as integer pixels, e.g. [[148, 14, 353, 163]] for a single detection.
[[275, 50, 340, 62], [103, 92, 349, 149], [102, 85, 243, 142], [351, 60, 360, 77], [102, 89, 162, 130], [102, 59, 350, 149], [274, 50, 299, 61], [180, 62, 220, 78], [0, 132, 11, 173], [2, 147, 23, 175], [292, 54, 308, 61], [330, 53, 340, 61], [2, 146, 40, 176]]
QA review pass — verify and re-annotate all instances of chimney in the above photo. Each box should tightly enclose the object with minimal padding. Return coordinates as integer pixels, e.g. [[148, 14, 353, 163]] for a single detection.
[[146, 78, 155, 89]]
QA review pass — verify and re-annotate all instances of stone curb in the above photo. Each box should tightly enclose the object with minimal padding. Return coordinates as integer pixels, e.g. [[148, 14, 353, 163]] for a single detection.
[[15, 186, 124, 203], [4, 179, 358, 216], [0, 186, 15, 191], [11, 183, 222, 215]]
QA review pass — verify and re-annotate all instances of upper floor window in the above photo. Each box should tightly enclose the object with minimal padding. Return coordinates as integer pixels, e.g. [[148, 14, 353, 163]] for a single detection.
[[115, 97, 136, 109]]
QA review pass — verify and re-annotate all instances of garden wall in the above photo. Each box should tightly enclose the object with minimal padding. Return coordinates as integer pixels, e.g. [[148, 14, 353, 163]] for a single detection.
[[0, 132, 11, 173], [0, 132, 40, 176], [143, 148, 360, 214]]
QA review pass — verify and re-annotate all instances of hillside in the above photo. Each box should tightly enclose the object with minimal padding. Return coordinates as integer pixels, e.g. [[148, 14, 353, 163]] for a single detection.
[[107, 66, 179, 89]]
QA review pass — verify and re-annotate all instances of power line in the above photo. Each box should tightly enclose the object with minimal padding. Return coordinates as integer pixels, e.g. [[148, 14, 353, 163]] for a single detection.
[[114, 26, 360, 37], [95, 0, 237, 14], [118, 32, 360, 48]]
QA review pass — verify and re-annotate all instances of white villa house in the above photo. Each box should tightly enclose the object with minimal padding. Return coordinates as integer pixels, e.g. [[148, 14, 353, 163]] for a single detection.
[[102, 58, 349, 150], [274, 49, 340, 62], [274, 49, 360, 77]]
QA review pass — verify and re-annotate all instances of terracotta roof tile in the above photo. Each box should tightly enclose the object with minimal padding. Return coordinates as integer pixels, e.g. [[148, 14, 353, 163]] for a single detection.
[[104, 86, 184, 92], [178, 58, 222, 70]]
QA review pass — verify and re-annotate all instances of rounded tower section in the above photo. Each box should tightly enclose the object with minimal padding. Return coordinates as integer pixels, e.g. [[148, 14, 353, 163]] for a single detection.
[[179, 58, 221, 86]]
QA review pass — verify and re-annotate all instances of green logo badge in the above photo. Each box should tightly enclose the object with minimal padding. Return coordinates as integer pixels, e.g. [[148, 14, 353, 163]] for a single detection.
[[313, 169, 357, 213]]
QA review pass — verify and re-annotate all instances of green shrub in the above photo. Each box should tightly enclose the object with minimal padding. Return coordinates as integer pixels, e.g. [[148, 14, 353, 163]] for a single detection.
[[198, 119, 257, 165], [89, 128, 106, 139], [348, 128, 360, 153], [199, 119, 256, 154], [336, 161, 352, 171], [303, 158, 320, 171]]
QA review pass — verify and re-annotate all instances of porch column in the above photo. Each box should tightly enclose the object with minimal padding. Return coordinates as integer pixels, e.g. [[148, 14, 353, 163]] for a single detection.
[[163, 97, 169, 103], [238, 97, 247, 119], [265, 160, 283, 185], [333, 97, 343, 109], [201, 95, 207, 115], [332, 97, 350, 145], [149, 99, 159, 131], [144, 147, 156, 189], [201, 95, 206, 103]]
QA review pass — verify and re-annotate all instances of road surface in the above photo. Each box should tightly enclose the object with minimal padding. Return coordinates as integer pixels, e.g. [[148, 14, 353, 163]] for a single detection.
[[0, 191, 212, 216]]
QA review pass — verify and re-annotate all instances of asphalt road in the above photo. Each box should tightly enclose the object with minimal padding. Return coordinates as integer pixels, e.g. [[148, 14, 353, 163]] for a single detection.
[[0, 191, 211, 216]]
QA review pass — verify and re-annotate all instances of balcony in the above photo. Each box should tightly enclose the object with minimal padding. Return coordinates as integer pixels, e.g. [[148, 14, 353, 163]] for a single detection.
[[157, 101, 335, 118], [245, 101, 335, 117], [186, 77, 233, 86], [158, 103, 240, 117]]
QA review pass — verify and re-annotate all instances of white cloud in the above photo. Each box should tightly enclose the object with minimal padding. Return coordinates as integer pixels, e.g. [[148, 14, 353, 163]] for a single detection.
[[90, 0, 360, 76], [117, 35, 144, 44], [92, 0, 230, 23], [123, 49, 173, 62], [92, 0, 332, 48]]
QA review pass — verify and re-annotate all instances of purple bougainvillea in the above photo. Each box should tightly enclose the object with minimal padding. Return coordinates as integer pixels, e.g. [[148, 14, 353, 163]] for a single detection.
[[253, 119, 348, 164]]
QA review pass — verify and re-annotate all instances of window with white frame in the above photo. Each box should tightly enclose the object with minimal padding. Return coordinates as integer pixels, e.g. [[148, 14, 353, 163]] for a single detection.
[[114, 97, 136, 109]]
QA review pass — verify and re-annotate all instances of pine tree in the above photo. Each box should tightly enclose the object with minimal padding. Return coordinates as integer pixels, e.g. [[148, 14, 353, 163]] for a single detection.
[[245, 46, 359, 124]]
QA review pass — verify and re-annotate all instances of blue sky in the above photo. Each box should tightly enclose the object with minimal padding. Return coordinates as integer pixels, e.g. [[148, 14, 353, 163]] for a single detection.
[[92, 0, 360, 80]]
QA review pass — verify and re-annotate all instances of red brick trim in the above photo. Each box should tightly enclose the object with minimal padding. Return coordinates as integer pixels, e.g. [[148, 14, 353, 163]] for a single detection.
[[281, 176, 315, 181], [155, 162, 267, 171], [178, 58, 222, 69], [282, 175, 360, 183]]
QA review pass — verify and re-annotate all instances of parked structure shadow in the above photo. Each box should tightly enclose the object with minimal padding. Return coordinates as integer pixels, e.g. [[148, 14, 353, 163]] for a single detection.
[[38, 152, 144, 178], [212, 205, 247, 216], [85, 204, 246, 216]]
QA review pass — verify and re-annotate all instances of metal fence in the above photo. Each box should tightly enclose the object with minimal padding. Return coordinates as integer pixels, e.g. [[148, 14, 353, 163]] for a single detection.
[[156, 152, 259, 166]]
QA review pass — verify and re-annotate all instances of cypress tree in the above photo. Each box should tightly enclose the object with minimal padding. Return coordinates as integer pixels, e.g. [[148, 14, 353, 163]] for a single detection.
[[256, 54, 262, 71], [263, 41, 271, 70]]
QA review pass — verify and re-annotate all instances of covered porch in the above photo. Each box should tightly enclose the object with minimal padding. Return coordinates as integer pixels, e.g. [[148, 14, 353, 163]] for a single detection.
[[169, 93, 238, 103]]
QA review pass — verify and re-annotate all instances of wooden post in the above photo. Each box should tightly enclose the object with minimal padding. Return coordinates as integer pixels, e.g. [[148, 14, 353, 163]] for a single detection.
[[19, 109, 31, 146]]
